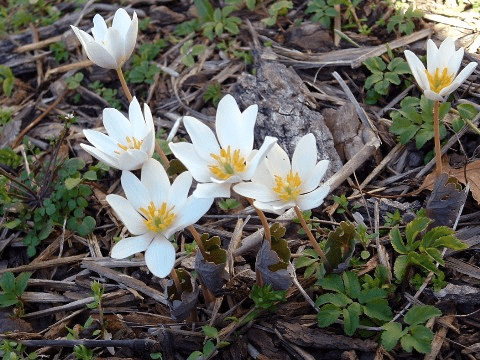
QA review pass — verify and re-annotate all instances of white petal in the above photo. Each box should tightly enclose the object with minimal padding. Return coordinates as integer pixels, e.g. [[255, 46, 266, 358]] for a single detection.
[[183, 116, 220, 163], [171, 196, 213, 234], [265, 144, 291, 179], [111, 233, 153, 258], [140, 129, 155, 158], [121, 171, 150, 211], [292, 134, 317, 181], [193, 182, 231, 198], [237, 103, 258, 155], [216, 94, 242, 149], [143, 103, 155, 132], [404, 50, 429, 91], [167, 171, 192, 209], [145, 237, 176, 278], [112, 8, 132, 40], [169, 142, 212, 182], [256, 200, 291, 215], [233, 182, 278, 202], [242, 136, 277, 180], [141, 158, 170, 205], [83, 129, 119, 155], [438, 62, 477, 98], [103, 27, 124, 67], [447, 48, 464, 76], [124, 12, 138, 61], [423, 90, 444, 101], [296, 186, 330, 211], [251, 157, 276, 188], [91, 14, 107, 42], [128, 97, 147, 139], [426, 39, 440, 74], [437, 37, 456, 71], [106, 194, 148, 234], [71, 26, 92, 49], [117, 149, 150, 170], [81, 144, 119, 169], [102, 108, 131, 143], [301, 159, 329, 193], [82, 41, 118, 69]]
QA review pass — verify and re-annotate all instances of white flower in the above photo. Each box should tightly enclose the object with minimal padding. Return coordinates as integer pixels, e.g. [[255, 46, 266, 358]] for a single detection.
[[81, 97, 155, 171], [169, 94, 277, 198], [233, 134, 330, 215], [404, 37, 477, 101], [106, 159, 213, 278], [71, 8, 138, 69]]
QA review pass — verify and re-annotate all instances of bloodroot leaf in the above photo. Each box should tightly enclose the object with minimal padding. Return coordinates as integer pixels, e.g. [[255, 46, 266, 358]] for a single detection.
[[195, 251, 227, 297], [165, 269, 199, 321], [256, 240, 292, 291], [324, 221, 356, 271], [426, 173, 468, 228]]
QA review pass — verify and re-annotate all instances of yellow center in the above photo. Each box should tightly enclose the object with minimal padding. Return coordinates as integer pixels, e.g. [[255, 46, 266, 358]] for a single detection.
[[115, 136, 144, 154], [209, 146, 246, 180], [272, 170, 302, 202], [139, 201, 176, 233], [425, 68, 454, 93]]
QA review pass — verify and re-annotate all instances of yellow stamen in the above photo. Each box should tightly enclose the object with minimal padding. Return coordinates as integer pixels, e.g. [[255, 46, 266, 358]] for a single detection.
[[139, 201, 176, 233], [209, 146, 246, 180], [425, 68, 455, 93], [115, 136, 144, 154], [273, 170, 302, 202]]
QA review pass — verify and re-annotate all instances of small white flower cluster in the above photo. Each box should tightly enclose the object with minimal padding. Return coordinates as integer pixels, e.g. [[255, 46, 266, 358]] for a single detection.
[[72, 9, 476, 279]]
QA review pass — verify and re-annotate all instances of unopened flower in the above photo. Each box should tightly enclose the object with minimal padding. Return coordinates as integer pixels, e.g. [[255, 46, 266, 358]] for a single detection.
[[107, 159, 213, 278], [169, 94, 277, 198], [405, 37, 477, 101], [81, 97, 155, 171], [233, 134, 330, 214], [71, 8, 138, 69]]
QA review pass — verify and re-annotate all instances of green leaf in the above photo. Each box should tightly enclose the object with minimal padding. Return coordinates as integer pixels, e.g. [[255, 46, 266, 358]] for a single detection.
[[394, 254, 409, 281], [315, 292, 352, 307], [408, 252, 440, 275], [75, 216, 96, 237], [38, 220, 53, 241], [374, 79, 390, 95], [457, 103, 479, 120], [422, 226, 454, 248], [0, 272, 15, 293], [202, 325, 218, 338], [415, 128, 434, 149], [203, 340, 215, 357], [194, 0, 214, 21], [65, 177, 82, 190], [405, 216, 430, 245], [389, 226, 407, 254], [343, 302, 361, 336], [316, 273, 344, 293], [362, 298, 393, 321], [384, 72, 401, 85], [358, 288, 387, 303], [295, 256, 317, 269], [364, 73, 383, 89], [404, 305, 442, 326], [83, 170, 97, 181], [425, 247, 445, 265], [317, 304, 341, 327], [381, 322, 405, 351], [186, 351, 203, 360], [342, 272, 361, 299], [434, 235, 469, 251], [3, 219, 21, 229], [363, 57, 386, 72], [407, 325, 434, 354], [15, 272, 32, 295]]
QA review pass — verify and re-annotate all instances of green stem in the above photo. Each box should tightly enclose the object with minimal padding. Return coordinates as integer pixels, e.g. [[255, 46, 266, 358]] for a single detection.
[[433, 100, 442, 177], [293, 205, 330, 269], [116, 67, 133, 103]]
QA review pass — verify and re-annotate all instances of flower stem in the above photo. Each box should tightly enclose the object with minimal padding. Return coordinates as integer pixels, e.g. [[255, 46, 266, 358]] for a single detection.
[[433, 100, 442, 177], [155, 141, 170, 170], [293, 205, 330, 268], [188, 224, 207, 259], [170, 268, 182, 296], [116, 67, 133, 103], [247, 198, 271, 243]]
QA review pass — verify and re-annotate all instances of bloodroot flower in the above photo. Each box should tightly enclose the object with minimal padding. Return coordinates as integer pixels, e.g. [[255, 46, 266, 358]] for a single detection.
[[404, 37, 477, 101], [71, 8, 138, 69], [81, 97, 155, 171], [233, 133, 330, 215], [106, 159, 213, 278], [169, 94, 277, 198]]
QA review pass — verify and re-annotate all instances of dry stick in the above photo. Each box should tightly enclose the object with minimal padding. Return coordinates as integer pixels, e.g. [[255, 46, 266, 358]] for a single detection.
[[116, 67, 133, 103], [293, 205, 330, 269], [13, 90, 69, 148], [169, 268, 182, 296], [433, 100, 442, 177], [17, 339, 156, 349], [246, 198, 271, 243]]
